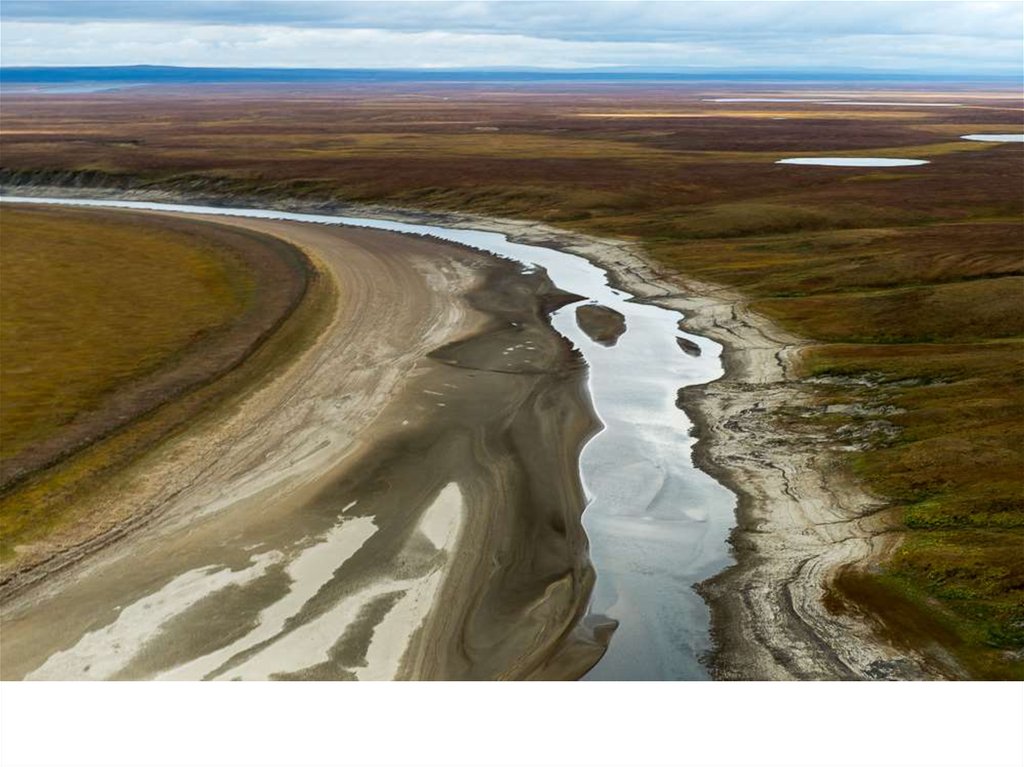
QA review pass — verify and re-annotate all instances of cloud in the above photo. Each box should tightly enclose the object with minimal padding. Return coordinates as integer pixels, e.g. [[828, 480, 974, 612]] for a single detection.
[[0, 1, 1020, 73]]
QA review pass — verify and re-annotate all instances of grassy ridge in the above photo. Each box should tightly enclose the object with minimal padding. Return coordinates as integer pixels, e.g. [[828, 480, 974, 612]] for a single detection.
[[1, 85, 1021, 675], [1, 206, 254, 462], [0, 206, 316, 564]]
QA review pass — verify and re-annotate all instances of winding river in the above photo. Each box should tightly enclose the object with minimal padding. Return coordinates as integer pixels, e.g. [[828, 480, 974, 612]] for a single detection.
[[1, 195, 736, 680]]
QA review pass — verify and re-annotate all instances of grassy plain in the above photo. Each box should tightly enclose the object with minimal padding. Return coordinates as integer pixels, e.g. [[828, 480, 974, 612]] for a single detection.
[[1, 207, 253, 461], [0, 206, 312, 559], [0, 82, 1021, 675]]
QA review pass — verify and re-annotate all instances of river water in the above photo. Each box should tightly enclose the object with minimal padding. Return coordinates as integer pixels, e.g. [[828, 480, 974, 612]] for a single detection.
[[1, 195, 736, 680]]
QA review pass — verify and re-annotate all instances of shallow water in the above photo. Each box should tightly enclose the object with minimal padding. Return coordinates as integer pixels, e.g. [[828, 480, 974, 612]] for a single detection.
[[0, 195, 737, 680], [776, 157, 930, 167], [960, 134, 1024, 142]]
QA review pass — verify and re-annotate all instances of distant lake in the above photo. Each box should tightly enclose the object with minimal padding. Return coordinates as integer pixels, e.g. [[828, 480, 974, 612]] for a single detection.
[[775, 157, 930, 167], [960, 134, 1024, 142]]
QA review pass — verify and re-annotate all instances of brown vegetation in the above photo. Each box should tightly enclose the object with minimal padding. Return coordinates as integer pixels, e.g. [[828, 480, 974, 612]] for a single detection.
[[0, 205, 311, 558], [1, 82, 1021, 676]]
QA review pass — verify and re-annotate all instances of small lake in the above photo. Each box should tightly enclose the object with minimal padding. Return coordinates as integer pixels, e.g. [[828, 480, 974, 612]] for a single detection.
[[960, 134, 1024, 142], [776, 157, 930, 167]]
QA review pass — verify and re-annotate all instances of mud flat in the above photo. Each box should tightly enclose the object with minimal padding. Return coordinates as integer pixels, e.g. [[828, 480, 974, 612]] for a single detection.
[[574, 304, 627, 346], [0, 211, 601, 680]]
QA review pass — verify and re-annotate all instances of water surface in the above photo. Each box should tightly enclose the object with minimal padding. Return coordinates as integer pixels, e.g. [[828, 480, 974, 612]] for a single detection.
[[960, 134, 1024, 142], [776, 157, 930, 167]]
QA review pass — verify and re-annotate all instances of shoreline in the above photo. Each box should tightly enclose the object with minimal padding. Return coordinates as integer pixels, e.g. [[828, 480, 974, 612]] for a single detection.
[[1, 184, 932, 679]]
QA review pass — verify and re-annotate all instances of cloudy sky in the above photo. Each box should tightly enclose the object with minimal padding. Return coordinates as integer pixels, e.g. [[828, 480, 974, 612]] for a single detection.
[[1, 1, 1021, 74]]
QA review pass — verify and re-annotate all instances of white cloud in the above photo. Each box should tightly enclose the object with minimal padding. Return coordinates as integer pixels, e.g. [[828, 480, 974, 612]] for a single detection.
[[5, 1, 1023, 41], [0, 22, 700, 68], [0, 2, 1021, 73]]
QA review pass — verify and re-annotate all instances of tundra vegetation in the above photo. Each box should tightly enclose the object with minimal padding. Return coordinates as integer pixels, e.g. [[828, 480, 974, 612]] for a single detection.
[[0, 83, 1021, 677], [0, 205, 313, 559]]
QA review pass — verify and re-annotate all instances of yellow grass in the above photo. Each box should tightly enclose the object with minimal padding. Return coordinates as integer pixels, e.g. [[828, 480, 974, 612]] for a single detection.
[[0, 206, 254, 461]]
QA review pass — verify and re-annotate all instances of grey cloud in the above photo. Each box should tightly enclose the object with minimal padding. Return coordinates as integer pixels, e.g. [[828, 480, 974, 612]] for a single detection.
[[0, 2, 1020, 73], [2, 1, 1022, 41]]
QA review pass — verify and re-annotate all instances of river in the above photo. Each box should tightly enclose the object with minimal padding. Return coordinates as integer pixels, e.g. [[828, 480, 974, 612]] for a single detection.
[[0, 195, 736, 680]]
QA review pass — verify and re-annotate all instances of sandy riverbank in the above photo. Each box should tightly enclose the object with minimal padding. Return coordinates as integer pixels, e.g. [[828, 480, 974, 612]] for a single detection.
[[1, 211, 602, 680]]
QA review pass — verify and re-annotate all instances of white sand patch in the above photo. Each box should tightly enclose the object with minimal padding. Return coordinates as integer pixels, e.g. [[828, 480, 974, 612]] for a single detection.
[[418, 483, 462, 550], [354, 572, 444, 681], [214, 484, 463, 681], [158, 516, 377, 680], [27, 551, 283, 681], [355, 484, 463, 680], [219, 579, 399, 680]]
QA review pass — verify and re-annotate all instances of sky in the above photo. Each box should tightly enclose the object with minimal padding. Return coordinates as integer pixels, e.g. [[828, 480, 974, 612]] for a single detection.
[[1, 1, 1021, 74]]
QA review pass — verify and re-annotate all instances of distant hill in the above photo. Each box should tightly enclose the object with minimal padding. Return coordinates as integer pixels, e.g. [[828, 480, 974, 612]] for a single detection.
[[3, 65, 1019, 87]]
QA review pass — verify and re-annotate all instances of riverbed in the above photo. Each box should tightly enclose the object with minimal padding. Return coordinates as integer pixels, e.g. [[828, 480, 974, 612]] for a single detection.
[[0, 195, 736, 680]]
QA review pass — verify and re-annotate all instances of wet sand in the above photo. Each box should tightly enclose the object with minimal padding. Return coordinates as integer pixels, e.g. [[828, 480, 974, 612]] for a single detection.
[[574, 304, 627, 346], [1, 213, 602, 680]]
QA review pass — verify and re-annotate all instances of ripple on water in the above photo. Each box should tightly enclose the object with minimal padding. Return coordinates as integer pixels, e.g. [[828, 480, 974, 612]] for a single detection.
[[776, 157, 930, 167]]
